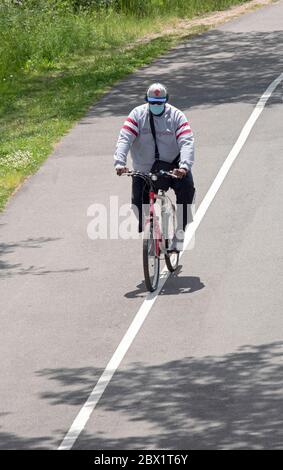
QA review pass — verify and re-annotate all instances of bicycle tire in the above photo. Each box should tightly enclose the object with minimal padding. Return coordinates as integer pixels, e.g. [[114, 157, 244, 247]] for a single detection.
[[165, 241, 180, 272], [143, 221, 160, 292], [162, 199, 179, 272]]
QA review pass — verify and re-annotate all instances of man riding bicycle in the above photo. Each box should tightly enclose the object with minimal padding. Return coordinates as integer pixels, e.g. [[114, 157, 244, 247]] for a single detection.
[[114, 83, 195, 252]]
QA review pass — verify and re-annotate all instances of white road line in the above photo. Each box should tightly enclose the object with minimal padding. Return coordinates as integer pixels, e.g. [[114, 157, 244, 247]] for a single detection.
[[184, 73, 283, 248], [58, 73, 283, 450]]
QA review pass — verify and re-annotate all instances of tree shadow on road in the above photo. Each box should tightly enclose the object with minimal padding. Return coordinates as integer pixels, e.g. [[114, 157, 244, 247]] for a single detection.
[[34, 341, 283, 450], [0, 237, 89, 278], [81, 29, 283, 120], [0, 432, 54, 450]]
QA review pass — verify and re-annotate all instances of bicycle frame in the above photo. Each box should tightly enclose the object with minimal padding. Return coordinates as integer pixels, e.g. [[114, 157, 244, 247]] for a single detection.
[[124, 170, 177, 257], [147, 187, 176, 256], [122, 169, 180, 291]]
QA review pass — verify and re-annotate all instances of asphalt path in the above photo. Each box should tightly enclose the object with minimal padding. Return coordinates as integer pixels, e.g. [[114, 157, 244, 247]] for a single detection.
[[0, 0, 283, 450]]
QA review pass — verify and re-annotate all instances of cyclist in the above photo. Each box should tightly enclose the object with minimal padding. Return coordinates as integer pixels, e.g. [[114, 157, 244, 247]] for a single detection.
[[114, 83, 195, 252]]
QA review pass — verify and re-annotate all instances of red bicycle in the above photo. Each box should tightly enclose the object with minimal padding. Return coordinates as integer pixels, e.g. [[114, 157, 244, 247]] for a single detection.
[[124, 170, 180, 292]]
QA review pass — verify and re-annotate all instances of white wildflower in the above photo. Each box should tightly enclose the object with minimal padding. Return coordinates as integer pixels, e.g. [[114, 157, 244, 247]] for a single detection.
[[0, 150, 33, 170]]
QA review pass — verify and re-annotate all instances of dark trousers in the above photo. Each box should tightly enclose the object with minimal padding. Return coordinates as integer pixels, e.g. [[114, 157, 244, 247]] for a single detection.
[[131, 172, 195, 233]]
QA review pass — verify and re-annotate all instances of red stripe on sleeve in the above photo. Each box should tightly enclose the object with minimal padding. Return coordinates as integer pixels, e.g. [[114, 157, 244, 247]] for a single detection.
[[176, 129, 192, 139], [126, 117, 138, 128], [176, 121, 189, 131], [122, 125, 138, 137]]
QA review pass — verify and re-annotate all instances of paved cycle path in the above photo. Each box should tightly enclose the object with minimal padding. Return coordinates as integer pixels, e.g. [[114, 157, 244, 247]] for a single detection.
[[0, 0, 282, 449]]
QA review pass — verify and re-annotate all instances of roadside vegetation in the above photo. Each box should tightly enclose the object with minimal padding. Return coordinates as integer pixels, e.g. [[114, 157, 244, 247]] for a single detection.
[[0, 0, 250, 210]]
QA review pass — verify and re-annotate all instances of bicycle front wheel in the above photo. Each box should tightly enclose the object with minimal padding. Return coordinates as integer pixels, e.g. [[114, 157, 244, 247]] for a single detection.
[[143, 221, 160, 292]]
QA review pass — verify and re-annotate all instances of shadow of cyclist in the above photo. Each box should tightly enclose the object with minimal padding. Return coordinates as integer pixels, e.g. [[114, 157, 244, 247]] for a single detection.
[[124, 265, 205, 298]]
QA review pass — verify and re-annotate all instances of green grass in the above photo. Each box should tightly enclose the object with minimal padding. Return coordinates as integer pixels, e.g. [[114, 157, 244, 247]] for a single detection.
[[0, 32, 183, 209], [0, 0, 251, 210]]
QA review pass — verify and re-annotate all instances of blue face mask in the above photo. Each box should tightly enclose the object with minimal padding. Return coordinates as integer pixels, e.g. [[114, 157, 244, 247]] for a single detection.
[[149, 104, 165, 115]]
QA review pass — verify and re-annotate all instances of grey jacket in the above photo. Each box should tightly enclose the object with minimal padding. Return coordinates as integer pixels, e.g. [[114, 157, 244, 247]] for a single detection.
[[114, 103, 195, 172]]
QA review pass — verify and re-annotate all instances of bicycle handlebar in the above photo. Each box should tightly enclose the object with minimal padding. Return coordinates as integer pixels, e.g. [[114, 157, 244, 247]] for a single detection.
[[122, 170, 178, 180]]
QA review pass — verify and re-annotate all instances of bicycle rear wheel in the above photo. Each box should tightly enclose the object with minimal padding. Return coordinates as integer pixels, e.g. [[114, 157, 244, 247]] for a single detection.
[[143, 221, 160, 292], [163, 199, 179, 272], [165, 240, 179, 272]]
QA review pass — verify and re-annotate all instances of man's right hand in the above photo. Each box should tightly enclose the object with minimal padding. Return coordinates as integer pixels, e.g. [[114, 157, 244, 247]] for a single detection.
[[116, 167, 129, 176]]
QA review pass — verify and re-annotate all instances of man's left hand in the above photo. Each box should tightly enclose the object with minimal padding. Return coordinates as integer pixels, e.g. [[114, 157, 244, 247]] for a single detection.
[[173, 168, 188, 178]]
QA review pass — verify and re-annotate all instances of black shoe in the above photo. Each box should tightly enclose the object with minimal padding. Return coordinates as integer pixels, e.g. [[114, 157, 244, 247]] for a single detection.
[[167, 234, 184, 253], [167, 248, 181, 254]]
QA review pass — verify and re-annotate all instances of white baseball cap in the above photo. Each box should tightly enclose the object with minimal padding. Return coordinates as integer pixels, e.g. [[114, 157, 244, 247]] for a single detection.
[[146, 83, 168, 103]]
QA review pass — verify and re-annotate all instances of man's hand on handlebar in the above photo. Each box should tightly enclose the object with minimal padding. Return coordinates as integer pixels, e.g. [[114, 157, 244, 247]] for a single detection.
[[172, 168, 188, 178], [116, 166, 129, 176]]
